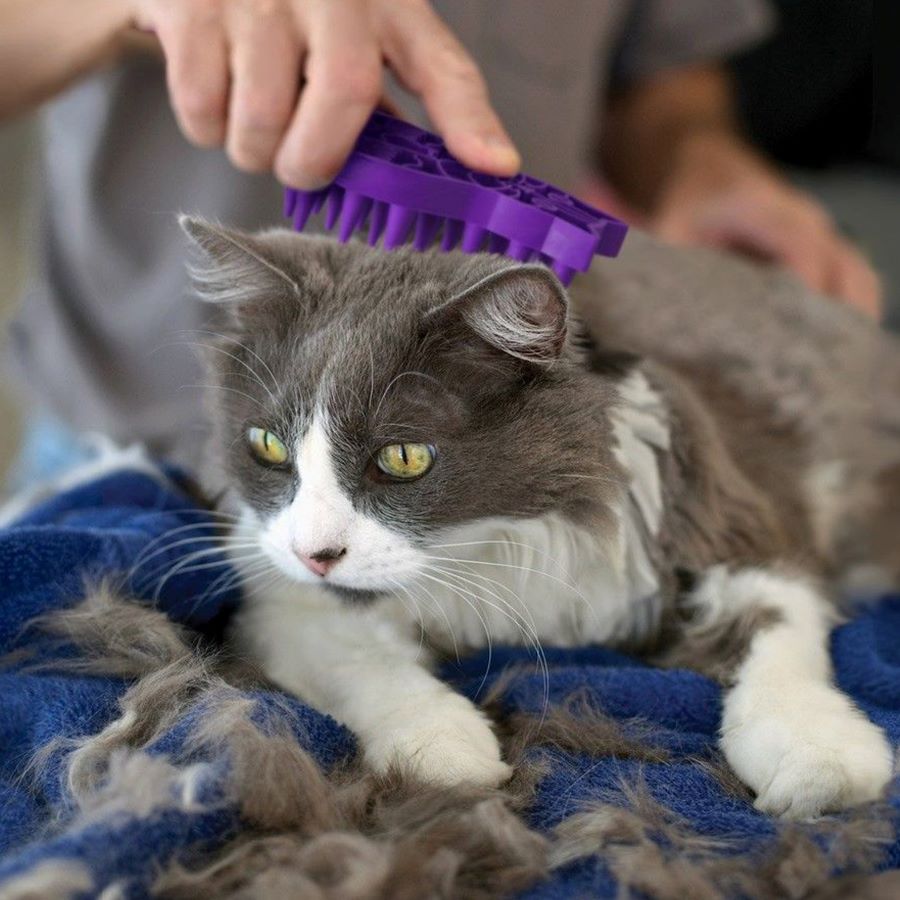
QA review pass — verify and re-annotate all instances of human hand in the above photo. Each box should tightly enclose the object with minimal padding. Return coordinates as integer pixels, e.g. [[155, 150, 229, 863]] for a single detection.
[[650, 131, 882, 319], [128, 0, 520, 188]]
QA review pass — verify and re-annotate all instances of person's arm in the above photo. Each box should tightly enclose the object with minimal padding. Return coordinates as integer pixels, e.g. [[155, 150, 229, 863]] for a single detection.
[[602, 64, 881, 317], [0, 0, 131, 121]]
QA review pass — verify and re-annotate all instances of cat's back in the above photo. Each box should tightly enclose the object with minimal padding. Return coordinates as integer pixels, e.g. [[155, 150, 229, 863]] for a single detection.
[[573, 230, 900, 474]]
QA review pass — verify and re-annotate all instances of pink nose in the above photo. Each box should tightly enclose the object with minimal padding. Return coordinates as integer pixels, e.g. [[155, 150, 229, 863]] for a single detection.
[[297, 547, 346, 577]]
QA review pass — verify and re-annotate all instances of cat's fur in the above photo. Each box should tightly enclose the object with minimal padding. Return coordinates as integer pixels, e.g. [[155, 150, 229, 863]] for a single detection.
[[183, 217, 899, 819]]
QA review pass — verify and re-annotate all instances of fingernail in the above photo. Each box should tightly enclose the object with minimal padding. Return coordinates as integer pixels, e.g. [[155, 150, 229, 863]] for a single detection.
[[481, 136, 521, 173], [275, 168, 332, 191]]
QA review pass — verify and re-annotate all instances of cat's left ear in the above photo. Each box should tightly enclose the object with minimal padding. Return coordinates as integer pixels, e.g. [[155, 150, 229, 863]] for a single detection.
[[426, 265, 569, 365], [180, 216, 302, 309]]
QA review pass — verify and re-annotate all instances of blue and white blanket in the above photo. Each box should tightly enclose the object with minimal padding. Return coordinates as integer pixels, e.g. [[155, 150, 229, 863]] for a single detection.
[[0, 466, 898, 898]]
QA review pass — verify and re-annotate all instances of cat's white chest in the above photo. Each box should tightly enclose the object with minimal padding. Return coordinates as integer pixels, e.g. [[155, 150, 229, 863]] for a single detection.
[[403, 510, 663, 651]]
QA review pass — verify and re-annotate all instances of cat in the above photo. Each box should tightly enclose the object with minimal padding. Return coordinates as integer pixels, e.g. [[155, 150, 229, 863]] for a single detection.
[[182, 215, 900, 820]]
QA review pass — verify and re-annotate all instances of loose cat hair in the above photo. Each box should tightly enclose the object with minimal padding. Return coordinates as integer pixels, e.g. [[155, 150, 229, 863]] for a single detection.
[[183, 217, 900, 819]]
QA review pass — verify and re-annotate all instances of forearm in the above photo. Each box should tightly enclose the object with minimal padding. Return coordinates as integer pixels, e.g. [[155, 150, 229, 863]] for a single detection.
[[0, 0, 133, 121], [601, 64, 740, 211]]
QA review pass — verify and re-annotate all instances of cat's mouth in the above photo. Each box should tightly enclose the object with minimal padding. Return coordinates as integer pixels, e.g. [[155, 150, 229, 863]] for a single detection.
[[324, 584, 385, 606]]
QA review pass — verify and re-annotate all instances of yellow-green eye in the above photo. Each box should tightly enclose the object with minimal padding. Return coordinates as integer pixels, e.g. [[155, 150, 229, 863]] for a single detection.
[[375, 443, 435, 480], [247, 427, 289, 466]]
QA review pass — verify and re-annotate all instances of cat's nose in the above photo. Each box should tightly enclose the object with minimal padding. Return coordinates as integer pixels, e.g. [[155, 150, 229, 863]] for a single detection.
[[297, 546, 347, 577]]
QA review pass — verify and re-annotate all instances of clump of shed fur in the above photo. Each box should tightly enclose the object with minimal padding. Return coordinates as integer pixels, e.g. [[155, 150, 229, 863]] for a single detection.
[[17, 586, 897, 900]]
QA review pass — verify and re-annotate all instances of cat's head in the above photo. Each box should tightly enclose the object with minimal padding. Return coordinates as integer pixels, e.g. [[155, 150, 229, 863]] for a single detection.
[[183, 218, 621, 597]]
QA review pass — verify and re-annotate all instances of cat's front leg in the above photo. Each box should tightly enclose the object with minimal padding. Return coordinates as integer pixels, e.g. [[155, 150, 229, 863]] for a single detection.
[[237, 579, 511, 788], [664, 566, 892, 819]]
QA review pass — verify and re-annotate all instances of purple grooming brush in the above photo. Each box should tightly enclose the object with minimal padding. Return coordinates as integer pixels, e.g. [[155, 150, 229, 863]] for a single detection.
[[283, 112, 627, 284]]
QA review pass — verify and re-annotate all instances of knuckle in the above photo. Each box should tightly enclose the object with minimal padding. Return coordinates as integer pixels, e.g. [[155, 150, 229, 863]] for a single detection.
[[330, 59, 382, 105], [239, 92, 290, 132], [227, 142, 271, 173], [434, 48, 484, 91], [276, 149, 336, 187], [177, 86, 223, 123]]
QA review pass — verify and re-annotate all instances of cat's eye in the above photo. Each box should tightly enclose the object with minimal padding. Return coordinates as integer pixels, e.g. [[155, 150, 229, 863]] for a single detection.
[[375, 443, 436, 481], [247, 427, 289, 466]]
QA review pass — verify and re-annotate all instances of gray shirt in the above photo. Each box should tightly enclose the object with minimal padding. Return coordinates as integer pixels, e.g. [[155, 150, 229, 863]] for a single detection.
[[11, 0, 771, 467]]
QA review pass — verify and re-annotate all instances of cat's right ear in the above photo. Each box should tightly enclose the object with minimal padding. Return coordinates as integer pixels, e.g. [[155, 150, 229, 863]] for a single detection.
[[425, 265, 569, 366], [180, 216, 302, 318]]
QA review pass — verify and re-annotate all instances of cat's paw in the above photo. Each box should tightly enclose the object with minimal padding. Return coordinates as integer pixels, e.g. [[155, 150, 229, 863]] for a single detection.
[[721, 682, 893, 819], [364, 692, 511, 788]]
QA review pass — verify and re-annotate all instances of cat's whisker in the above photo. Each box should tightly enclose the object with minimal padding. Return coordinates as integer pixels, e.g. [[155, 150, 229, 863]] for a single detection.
[[427, 546, 603, 643], [181, 383, 269, 414], [132, 536, 259, 580], [373, 370, 442, 422], [180, 556, 278, 622], [430, 561, 550, 713], [424, 554, 589, 607], [421, 562, 550, 705], [385, 578, 429, 660], [132, 526, 240, 566], [406, 575, 462, 663], [417, 569, 495, 693], [150, 551, 261, 583], [429, 561, 550, 714], [145, 545, 261, 600], [367, 344, 376, 411], [159, 338, 278, 406], [203, 555, 274, 600], [142, 552, 260, 600], [180, 328, 280, 398], [130, 514, 241, 560], [554, 472, 619, 485]]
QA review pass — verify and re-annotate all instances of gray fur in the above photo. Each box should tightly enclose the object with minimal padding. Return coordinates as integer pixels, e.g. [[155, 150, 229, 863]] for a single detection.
[[654, 602, 783, 684], [182, 220, 900, 672], [575, 230, 900, 581]]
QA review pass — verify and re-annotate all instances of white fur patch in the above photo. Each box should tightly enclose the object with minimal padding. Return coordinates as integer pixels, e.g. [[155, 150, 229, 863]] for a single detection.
[[607, 370, 670, 614], [236, 573, 509, 787], [260, 415, 423, 590], [408, 510, 663, 652], [694, 566, 894, 818], [804, 460, 848, 558]]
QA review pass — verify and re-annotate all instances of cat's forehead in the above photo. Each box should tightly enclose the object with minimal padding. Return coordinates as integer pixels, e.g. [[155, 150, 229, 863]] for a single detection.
[[245, 239, 507, 380]]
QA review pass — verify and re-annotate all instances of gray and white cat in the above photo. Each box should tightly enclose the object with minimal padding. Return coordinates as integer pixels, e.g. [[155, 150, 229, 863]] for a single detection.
[[183, 216, 900, 819]]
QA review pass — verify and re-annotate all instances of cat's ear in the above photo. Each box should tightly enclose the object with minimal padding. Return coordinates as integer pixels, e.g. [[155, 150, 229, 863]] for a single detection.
[[427, 265, 569, 365], [180, 216, 302, 310]]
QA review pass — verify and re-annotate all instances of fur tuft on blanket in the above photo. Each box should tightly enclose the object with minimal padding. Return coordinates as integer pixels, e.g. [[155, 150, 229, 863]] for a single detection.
[[1, 466, 899, 899]]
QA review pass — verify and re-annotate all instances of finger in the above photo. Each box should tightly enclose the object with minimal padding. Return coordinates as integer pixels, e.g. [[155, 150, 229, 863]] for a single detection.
[[225, 4, 300, 173], [825, 239, 883, 319], [158, 7, 229, 148], [701, 202, 833, 295], [651, 205, 703, 245], [770, 227, 833, 295], [378, 1, 520, 175], [275, 0, 382, 188]]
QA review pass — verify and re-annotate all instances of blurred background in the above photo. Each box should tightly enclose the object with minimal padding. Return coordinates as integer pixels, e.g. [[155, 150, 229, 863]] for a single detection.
[[0, 120, 30, 481], [0, 0, 897, 484]]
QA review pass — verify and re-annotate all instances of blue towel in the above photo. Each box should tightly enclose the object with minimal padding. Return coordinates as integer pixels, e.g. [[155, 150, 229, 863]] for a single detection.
[[0, 466, 898, 898]]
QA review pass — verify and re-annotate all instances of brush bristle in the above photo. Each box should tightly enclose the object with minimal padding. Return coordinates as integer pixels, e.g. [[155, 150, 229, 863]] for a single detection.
[[286, 184, 583, 284]]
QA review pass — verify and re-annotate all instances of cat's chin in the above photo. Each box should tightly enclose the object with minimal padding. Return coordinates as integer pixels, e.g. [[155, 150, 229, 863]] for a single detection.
[[323, 584, 386, 606]]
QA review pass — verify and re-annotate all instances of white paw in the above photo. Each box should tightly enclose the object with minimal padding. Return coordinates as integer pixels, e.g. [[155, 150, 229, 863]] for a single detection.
[[722, 682, 893, 819], [364, 691, 511, 788]]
